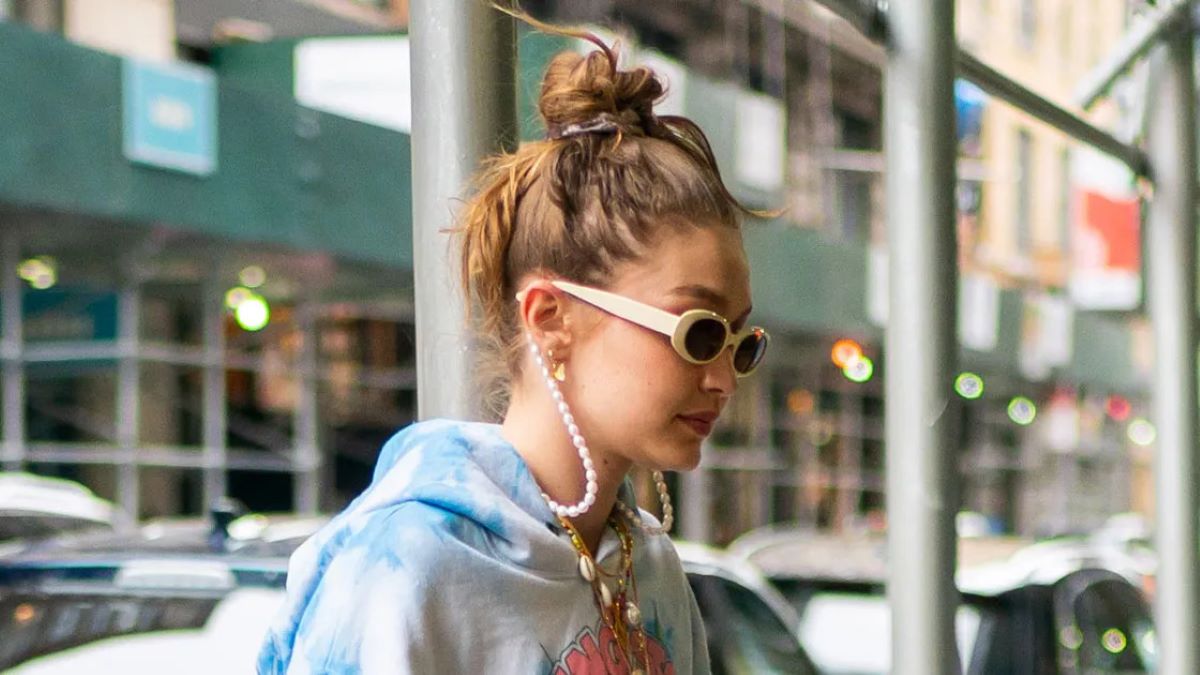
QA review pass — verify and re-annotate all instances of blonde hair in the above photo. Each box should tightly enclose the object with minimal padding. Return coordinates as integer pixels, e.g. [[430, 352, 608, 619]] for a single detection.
[[458, 13, 752, 419]]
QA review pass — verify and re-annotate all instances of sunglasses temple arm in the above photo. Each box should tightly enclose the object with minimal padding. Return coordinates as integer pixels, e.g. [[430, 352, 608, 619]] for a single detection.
[[553, 281, 680, 337]]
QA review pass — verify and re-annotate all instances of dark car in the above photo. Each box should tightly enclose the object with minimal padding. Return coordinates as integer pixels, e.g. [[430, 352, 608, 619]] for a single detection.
[[728, 528, 1157, 675], [0, 512, 819, 674]]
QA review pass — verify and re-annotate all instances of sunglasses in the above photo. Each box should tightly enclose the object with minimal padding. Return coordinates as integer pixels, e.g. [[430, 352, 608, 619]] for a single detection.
[[519, 280, 769, 376]]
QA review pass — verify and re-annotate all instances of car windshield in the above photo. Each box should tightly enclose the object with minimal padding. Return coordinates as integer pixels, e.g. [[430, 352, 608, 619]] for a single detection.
[[689, 573, 819, 675], [0, 588, 282, 674]]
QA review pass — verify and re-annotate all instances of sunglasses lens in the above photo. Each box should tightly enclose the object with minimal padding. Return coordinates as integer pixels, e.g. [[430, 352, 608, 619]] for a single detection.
[[733, 331, 768, 374], [683, 318, 728, 362]]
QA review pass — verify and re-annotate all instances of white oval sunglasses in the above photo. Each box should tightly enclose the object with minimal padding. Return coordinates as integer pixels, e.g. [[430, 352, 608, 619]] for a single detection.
[[517, 279, 769, 377]]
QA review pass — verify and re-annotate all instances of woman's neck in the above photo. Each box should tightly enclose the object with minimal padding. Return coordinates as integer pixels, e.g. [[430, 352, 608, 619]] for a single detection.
[[501, 390, 631, 553]]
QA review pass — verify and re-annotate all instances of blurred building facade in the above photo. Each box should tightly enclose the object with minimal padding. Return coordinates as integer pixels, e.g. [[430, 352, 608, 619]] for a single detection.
[[0, 0, 1156, 541]]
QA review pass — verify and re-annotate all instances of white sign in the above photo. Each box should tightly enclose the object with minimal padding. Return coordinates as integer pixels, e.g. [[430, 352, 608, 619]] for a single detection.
[[295, 37, 412, 133], [735, 91, 786, 193], [958, 273, 999, 352]]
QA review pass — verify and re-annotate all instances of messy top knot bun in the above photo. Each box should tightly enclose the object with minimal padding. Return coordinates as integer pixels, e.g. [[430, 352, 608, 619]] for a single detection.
[[539, 47, 663, 140], [458, 9, 757, 420]]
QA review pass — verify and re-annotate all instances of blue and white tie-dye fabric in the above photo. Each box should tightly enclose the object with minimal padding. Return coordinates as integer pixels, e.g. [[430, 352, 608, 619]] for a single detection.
[[257, 419, 710, 674]]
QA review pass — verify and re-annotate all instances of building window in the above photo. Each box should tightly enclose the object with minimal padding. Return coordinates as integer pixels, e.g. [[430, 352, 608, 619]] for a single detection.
[[1016, 128, 1033, 256], [1018, 0, 1036, 49]]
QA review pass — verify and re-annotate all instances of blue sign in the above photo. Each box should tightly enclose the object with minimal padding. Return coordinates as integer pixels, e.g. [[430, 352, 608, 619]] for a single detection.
[[122, 59, 217, 176]]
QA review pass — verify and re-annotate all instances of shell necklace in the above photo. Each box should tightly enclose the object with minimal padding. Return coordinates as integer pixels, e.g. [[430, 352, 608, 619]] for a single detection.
[[558, 513, 652, 674]]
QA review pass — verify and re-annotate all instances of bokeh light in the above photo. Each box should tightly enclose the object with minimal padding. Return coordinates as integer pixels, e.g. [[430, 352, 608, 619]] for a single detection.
[[17, 257, 56, 290], [831, 339, 863, 368], [1105, 395, 1132, 422], [787, 389, 815, 416], [843, 356, 874, 383], [239, 265, 266, 288], [1007, 397, 1037, 426], [1128, 418, 1156, 447], [235, 295, 270, 331], [954, 372, 984, 400], [225, 286, 253, 310], [1102, 628, 1128, 654], [13, 603, 35, 625]]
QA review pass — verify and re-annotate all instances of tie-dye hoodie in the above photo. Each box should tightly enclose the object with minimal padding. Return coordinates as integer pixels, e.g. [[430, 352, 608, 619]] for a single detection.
[[257, 418, 710, 674]]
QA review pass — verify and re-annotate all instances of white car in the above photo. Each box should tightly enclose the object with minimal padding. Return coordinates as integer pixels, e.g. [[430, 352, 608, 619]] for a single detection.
[[0, 515, 819, 674], [0, 472, 114, 542]]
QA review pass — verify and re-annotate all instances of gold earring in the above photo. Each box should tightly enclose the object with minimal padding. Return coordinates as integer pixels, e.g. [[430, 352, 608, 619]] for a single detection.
[[547, 348, 567, 382]]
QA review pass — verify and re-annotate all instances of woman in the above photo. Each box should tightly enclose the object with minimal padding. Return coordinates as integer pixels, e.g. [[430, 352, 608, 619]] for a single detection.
[[258, 14, 769, 675]]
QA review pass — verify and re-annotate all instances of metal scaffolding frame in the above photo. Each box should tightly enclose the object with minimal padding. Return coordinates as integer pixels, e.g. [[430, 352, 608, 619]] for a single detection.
[[0, 227, 417, 525], [408, 1, 1200, 673]]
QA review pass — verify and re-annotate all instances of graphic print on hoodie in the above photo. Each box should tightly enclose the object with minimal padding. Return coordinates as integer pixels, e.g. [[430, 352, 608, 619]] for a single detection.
[[257, 419, 710, 674]]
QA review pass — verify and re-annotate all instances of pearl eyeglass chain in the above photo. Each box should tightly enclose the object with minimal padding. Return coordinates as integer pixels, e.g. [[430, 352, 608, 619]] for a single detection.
[[529, 335, 674, 534]]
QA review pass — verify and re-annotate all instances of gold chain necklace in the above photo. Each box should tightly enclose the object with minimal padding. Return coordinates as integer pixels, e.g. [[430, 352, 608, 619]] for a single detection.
[[558, 513, 653, 674]]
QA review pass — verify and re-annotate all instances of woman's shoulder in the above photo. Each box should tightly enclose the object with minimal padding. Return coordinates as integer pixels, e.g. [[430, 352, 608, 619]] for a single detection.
[[372, 418, 502, 478]]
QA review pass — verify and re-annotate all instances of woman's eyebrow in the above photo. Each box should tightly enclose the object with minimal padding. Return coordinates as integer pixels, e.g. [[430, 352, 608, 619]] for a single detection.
[[669, 284, 727, 306]]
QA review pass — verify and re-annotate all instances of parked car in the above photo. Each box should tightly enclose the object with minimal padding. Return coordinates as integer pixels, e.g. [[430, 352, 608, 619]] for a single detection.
[[728, 528, 1158, 675], [0, 512, 819, 674], [0, 472, 114, 542]]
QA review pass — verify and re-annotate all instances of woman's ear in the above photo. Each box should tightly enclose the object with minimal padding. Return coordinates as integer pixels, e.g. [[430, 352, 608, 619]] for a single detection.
[[517, 280, 573, 359]]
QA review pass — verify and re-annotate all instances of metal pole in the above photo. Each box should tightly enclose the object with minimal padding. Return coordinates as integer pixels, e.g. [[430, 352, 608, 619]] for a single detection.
[[1147, 24, 1199, 675], [410, 0, 516, 420], [956, 51, 1150, 177], [680, 456, 713, 544], [201, 278, 227, 512], [1075, 0, 1191, 110], [294, 305, 320, 514], [116, 278, 141, 528], [1, 230, 24, 471], [884, 0, 959, 673]]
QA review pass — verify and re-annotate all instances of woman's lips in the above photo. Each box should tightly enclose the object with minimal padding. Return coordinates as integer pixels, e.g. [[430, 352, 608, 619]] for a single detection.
[[678, 414, 715, 437]]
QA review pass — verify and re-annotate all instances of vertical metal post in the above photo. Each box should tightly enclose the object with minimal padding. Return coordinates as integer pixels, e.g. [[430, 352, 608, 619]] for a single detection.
[[294, 306, 320, 514], [884, 1, 959, 673], [1, 230, 24, 471], [680, 456, 713, 544], [410, 0, 516, 420], [1147, 26, 1199, 675], [201, 278, 227, 512], [116, 278, 141, 528]]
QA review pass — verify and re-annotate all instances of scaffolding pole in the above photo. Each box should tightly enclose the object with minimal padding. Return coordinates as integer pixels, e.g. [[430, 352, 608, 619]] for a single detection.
[[202, 278, 227, 512], [294, 305, 320, 515], [884, 1, 959, 673], [1, 230, 23, 471], [956, 51, 1149, 177], [116, 277, 141, 528], [1147, 25, 1199, 675], [410, 0, 516, 420], [1075, 0, 1192, 109]]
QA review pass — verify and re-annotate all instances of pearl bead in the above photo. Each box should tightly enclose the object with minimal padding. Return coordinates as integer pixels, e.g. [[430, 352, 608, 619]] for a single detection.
[[552, 390, 563, 402], [585, 469, 597, 482], [586, 482, 598, 496], [584, 493, 596, 506], [582, 458, 594, 471]]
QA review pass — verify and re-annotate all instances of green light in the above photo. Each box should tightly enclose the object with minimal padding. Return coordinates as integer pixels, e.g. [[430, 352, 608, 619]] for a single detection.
[[225, 286, 252, 309], [1007, 397, 1037, 425], [1102, 628, 1127, 654], [235, 295, 270, 331], [843, 356, 874, 383], [1128, 418, 1156, 447], [239, 265, 266, 289], [955, 372, 984, 399]]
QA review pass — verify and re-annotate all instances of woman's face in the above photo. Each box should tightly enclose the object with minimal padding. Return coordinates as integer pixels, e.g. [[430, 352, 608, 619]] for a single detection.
[[563, 225, 753, 472]]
